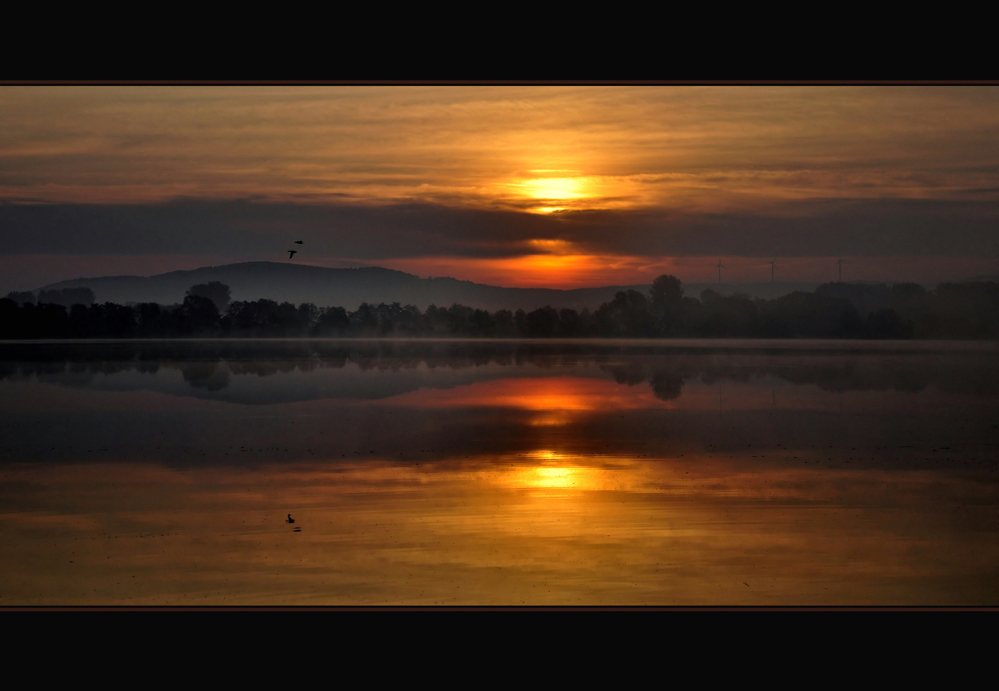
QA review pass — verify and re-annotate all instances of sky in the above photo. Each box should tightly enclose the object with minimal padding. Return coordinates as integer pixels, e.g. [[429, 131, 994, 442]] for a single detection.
[[2, 85, 999, 291]]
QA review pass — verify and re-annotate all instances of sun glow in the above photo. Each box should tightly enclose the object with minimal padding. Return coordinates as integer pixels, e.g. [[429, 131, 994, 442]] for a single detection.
[[380, 253, 690, 289], [501, 451, 607, 490], [383, 377, 676, 420], [495, 174, 606, 213], [521, 178, 587, 200]]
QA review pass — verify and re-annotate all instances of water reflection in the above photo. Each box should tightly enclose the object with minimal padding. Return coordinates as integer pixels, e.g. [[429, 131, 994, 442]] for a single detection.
[[3, 340, 999, 404], [1, 340, 998, 605]]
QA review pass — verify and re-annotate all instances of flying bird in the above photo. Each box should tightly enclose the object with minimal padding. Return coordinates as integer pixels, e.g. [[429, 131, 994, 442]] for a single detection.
[[294, 240, 303, 244], [287, 250, 297, 259]]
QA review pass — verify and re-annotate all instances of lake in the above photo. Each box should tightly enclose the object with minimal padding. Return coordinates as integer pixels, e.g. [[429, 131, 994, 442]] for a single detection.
[[2, 338, 998, 605]]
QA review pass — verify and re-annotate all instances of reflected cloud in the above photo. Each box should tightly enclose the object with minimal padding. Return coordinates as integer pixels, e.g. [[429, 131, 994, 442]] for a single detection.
[[3, 339, 999, 604], [181, 360, 231, 391], [4, 341, 999, 414], [2, 341, 999, 478], [385, 376, 673, 413]]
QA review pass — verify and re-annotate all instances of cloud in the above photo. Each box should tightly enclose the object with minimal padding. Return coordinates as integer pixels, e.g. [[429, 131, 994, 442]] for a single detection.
[[3, 86, 999, 288], [3, 86, 999, 209], [2, 197, 999, 263]]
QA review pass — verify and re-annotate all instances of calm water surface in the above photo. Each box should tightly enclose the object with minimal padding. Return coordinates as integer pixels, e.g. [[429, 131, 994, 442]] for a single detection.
[[2, 339, 998, 605]]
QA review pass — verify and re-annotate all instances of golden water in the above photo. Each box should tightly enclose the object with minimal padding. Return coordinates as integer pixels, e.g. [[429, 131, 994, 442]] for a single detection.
[[2, 340, 997, 605]]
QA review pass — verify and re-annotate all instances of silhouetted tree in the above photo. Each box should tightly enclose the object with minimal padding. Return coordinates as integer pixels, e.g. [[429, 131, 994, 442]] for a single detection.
[[5, 291, 35, 306], [36, 287, 94, 308], [468, 308, 496, 336], [690, 292, 761, 337], [424, 305, 450, 334], [23, 302, 69, 337], [514, 309, 528, 336], [865, 308, 912, 339], [137, 303, 168, 337], [182, 361, 230, 391], [445, 304, 475, 335], [494, 309, 517, 337], [103, 303, 138, 337], [556, 308, 586, 337], [523, 306, 559, 337], [313, 306, 350, 336], [297, 303, 320, 331], [187, 282, 231, 312], [4, 276, 996, 341], [177, 295, 221, 335], [932, 282, 999, 338], [0, 298, 19, 338], [395, 304, 423, 334], [649, 275, 684, 335], [595, 290, 655, 337], [351, 303, 379, 335], [762, 292, 861, 338]]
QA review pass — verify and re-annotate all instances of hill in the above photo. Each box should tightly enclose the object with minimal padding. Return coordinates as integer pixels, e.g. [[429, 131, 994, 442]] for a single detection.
[[36, 262, 644, 311], [35, 262, 823, 311]]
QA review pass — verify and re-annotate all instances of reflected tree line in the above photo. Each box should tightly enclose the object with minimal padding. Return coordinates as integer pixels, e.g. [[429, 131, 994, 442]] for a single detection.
[[3, 340, 999, 400], [4, 276, 999, 340]]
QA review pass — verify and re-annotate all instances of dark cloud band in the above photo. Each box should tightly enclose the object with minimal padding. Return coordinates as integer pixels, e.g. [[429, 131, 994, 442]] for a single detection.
[[2, 197, 999, 259]]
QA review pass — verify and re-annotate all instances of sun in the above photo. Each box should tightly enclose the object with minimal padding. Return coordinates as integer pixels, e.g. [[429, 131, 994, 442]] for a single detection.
[[493, 170, 607, 213], [521, 177, 587, 201]]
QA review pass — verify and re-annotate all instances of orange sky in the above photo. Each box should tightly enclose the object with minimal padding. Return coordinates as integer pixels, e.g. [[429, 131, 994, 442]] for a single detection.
[[371, 255, 999, 289], [378, 253, 686, 288], [2, 86, 999, 289], [6, 86, 999, 210]]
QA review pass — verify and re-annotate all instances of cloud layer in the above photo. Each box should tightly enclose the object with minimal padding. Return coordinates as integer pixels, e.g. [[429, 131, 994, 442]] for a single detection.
[[2, 86, 999, 288], [3, 197, 999, 258]]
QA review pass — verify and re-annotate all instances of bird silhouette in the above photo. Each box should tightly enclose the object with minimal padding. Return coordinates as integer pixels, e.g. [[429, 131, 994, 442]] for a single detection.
[[294, 240, 303, 244], [287, 250, 297, 259], [286, 514, 295, 524]]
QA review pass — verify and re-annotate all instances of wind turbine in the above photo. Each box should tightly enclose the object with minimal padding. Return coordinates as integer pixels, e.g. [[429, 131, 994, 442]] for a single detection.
[[836, 257, 846, 283], [768, 257, 778, 283], [714, 258, 725, 285]]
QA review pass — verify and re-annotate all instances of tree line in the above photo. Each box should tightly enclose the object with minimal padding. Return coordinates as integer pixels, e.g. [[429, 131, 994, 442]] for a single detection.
[[3, 276, 999, 340]]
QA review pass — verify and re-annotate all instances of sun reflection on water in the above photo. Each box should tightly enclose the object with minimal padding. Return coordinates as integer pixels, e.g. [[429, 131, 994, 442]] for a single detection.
[[500, 450, 608, 491], [529, 466, 585, 489]]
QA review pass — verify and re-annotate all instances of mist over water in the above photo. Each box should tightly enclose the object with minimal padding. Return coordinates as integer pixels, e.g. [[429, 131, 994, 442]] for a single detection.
[[2, 339, 998, 605]]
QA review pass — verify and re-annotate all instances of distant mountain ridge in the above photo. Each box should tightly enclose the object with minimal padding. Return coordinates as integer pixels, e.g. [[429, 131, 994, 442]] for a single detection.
[[36, 261, 826, 311], [37, 262, 646, 312]]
